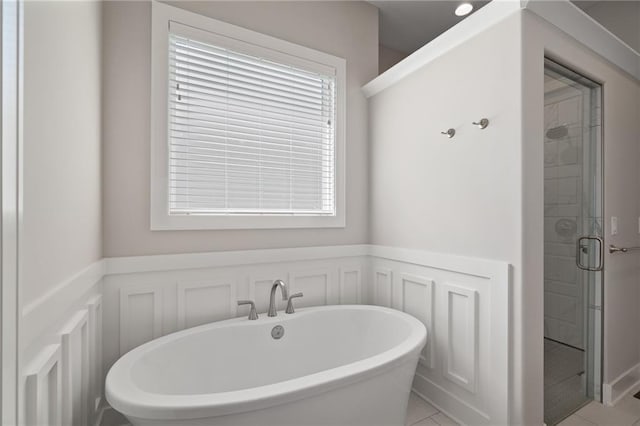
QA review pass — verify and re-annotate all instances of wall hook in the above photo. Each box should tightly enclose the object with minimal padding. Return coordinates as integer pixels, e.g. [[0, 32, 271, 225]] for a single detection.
[[441, 128, 455, 138], [472, 118, 489, 129]]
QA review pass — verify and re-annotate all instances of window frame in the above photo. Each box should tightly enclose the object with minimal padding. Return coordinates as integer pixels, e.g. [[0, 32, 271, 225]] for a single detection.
[[150, 1, 346, 230]]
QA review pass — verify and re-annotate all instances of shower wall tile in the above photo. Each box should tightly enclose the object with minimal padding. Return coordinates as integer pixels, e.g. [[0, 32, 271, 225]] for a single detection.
[[557, 177, 579, 204], [558, 142, 580, 166], [545, 242, 576, 257], [544, 204, 579, 217], [544, 292, 579, 324], [558, 97, 581, 124], [545, 255, 578, 283], [545, 279, 580, 298], [544, 164, 580, 180], [545, 140, 559, 166]]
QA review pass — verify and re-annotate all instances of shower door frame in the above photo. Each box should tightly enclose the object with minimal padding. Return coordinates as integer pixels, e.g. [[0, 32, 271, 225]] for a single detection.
[[543, 56, 605, 409], [1, 1, 22, 423]]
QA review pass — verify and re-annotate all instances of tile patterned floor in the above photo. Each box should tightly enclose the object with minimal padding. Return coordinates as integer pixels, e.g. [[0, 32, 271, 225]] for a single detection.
[[545, 339, 589, 425], [101, 391, 457, 426], [102, 391, 640, 426], [558, 394, 640, 426], [405, 392, 458, 426]]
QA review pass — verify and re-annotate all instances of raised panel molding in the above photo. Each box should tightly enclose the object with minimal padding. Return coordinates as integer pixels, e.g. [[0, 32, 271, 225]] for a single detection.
[[25, 344, 62, 426], [339, 266, 361, 304], [177, 279, 237, 330], [442, 283, 478, 393], [60, 310, 90, 426], [86, 295, 103, 420], [374, 268, 392, 307], [119, 286, 163, 355], [399, 273, 435, 369], [289, 269, 331, 308]]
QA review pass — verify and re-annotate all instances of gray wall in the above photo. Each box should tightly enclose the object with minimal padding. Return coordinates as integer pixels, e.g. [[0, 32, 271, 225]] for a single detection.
[[583, 1, 640, 53], [379, 44, 408, 74], [102, 1, 378, 257], [22, 1, 103, 306]]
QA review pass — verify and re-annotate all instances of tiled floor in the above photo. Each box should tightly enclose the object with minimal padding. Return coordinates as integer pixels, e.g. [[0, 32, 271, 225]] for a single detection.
[[545, 339, 588, 425], [558, 394, 640, 426], [405, 392, 458, 426], [101, 392, 457, 426], [102, 391, 640, 426]]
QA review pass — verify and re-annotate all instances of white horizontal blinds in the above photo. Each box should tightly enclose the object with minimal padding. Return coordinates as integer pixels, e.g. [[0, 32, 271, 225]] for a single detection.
[[167, 32, 336, 216]]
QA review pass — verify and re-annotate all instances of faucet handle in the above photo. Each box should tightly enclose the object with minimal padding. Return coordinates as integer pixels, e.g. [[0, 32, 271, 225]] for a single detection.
[[237, 300, 258, 320], [285, 292, 304, 314]]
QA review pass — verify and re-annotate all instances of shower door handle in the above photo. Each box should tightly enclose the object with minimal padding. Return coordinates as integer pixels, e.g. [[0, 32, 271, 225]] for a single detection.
[[576, 236, 604, 271]]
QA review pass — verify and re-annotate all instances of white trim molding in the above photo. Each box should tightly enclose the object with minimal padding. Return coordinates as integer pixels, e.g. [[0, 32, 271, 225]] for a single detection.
[[106, 244, 369, 275], [60, 310, 90, 426], [21, 260, 105, 346], [603, 362, 640, 406], [23, 291, 104, 426], [24, 344, 62, 426], [2, 1, 23, 423]]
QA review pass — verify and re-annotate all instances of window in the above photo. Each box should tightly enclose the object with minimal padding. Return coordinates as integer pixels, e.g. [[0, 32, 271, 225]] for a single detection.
[[151, 2, 345, 230]]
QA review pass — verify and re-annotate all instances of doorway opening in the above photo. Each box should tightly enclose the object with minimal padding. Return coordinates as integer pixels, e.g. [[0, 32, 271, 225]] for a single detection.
[[543, 58, 603, 425]]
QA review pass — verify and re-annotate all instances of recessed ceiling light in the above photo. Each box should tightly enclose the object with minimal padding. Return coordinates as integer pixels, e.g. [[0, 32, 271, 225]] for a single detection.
[[455, 3, 474, 16]]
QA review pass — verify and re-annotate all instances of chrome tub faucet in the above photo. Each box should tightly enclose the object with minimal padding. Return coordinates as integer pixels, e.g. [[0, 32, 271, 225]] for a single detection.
[[268, 279, 289, 317]]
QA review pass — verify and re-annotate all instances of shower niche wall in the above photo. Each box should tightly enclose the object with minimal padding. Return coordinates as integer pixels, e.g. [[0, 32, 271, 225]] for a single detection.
[[543, 59, 603, 425]]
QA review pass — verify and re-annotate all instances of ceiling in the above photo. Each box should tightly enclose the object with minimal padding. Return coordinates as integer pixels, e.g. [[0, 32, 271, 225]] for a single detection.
[[370, 1, 491, 53], [371, 1, 605, 54]]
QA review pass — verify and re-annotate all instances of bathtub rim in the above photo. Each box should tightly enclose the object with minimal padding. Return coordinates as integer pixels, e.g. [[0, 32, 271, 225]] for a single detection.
[[105, 304, 427, 421]]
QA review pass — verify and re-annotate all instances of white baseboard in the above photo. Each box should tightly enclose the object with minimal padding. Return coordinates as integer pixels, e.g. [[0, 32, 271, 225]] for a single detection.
[[603, 362, 640, 406]]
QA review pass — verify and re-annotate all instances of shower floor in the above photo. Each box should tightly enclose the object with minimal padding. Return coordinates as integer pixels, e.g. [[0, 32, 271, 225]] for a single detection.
[[544, 338, 590, 425]]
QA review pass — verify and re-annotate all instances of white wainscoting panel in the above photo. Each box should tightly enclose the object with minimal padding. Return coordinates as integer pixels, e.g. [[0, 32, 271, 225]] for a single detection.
[[339, 266, 361, 304], [119, 285, 163, 355], [289, 269, 332, 308], [102, 248, 368, 376], [370, 245, 510, 426], [23, 244, 510, 426], [86, 295, 103, 421], [22, 271, 103, 426], [177, 279, 236, 330], [374, 268, 393, 307], [25, 345, 62, 426], [60, 310, 90, 426], [399, 273, 435, 369], [442, 284, 478, 393]]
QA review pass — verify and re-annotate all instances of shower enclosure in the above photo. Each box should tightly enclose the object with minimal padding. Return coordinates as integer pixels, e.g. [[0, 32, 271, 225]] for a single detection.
[[543, 59, 603, 425]]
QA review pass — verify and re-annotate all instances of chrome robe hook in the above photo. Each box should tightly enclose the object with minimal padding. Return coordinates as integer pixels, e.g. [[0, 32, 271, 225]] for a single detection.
[[472, 118, 489, 129], [441, 128, 455, 138]]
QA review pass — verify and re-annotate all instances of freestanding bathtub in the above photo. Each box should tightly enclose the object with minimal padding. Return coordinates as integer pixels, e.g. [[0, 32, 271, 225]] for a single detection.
[[106, 305, 427, 426]]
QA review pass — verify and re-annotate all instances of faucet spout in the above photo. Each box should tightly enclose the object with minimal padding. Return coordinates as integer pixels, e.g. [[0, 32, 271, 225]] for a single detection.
[[268, 279, 289, 317]]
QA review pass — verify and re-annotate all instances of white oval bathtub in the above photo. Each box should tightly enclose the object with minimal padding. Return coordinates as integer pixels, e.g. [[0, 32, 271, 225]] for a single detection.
[[106, 305, 427, 426]]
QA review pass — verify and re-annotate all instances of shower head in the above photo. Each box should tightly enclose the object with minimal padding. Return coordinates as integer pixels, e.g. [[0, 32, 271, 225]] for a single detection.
[[546, 125, 568, 140]]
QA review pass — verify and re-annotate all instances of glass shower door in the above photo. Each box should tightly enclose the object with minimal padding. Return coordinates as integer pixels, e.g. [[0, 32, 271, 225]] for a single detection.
[[543, 59, 603, 425]]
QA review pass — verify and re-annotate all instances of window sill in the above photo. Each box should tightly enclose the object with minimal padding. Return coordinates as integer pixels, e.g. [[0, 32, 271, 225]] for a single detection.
[[150, 213, 346, 231]]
